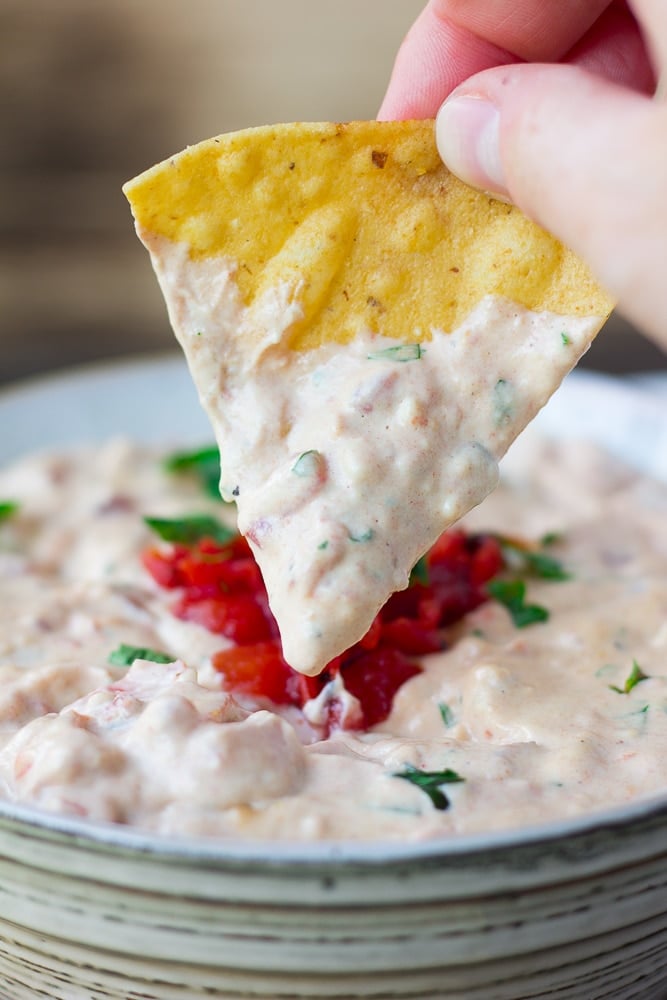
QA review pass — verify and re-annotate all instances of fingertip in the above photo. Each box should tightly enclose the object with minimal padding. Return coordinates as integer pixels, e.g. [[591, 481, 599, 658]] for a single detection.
[[378, 3, 514, 121], [436, 95, 508, 198]]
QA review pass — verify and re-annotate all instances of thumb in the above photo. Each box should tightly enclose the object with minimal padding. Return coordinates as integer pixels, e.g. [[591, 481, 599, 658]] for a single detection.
[[436, 64, 667, 346]]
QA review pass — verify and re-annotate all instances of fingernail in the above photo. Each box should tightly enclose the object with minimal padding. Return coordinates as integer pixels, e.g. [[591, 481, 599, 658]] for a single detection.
[[436, 96, 508, 198]]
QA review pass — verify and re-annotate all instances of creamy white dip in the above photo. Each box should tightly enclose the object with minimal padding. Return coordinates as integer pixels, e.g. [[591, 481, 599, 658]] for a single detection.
[[142, 234, 602, 674], [1, 434, 666, 839]]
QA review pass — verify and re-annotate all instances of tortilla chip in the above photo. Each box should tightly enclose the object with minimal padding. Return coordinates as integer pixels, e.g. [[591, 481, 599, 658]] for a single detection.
[[123, 121, 613, 675], [124, 120, 612, 353]]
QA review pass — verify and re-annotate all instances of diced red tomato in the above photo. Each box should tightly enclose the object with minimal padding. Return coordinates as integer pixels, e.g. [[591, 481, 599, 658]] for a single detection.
[[212, 641, 302, 705], [141, 546, 186, 589], [173, 594, 274, 645], [378, 617, 443, 656], [340, 647, 422, 729], [142, 524, 508, 735], [470, 534, 504, 586], [427, 529, 470, 569], [358, 615, 382, 650]]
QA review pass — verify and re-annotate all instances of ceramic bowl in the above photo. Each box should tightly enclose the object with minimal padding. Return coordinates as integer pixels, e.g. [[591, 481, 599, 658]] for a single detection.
[[1, 357, 667, 1000]]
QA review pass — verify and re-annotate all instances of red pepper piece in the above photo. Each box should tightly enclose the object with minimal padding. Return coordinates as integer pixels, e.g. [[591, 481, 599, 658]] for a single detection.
[[469, 534, 504, 586], [142, 524, 507, 733], [340, 647, 422, 729], [141, 546, 187, 589], [212, 640, 303, 706], [174, 594, 274, 645], [378, 617, 443, 655]]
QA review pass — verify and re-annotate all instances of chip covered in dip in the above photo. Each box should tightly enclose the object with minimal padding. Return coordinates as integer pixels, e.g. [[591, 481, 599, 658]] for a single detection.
[[123, 120, 613, 675]]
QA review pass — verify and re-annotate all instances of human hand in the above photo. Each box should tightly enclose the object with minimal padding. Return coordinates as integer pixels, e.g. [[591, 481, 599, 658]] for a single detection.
[[379, 2, 667, 347]]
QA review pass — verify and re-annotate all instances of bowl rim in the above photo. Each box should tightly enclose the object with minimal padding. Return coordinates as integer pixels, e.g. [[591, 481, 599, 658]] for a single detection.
[[2, 355, 667, 867], [2, 785, 667, 867]]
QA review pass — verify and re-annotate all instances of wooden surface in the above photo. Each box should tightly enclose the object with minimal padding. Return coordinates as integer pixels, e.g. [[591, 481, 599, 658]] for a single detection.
[[0, 0, 663, 387]]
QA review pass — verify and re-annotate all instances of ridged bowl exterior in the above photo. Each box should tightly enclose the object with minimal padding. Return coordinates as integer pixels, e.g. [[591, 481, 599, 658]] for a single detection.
[[1, 798, 667, 999]]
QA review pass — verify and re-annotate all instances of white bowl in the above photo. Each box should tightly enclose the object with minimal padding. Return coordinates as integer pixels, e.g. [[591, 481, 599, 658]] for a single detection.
[[1, 356, 667, 1000]]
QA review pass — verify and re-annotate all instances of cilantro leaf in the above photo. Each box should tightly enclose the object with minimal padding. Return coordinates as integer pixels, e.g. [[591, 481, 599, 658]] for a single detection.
[[487, 578, 549, 628], [163, 445, 223, 500], [438, 702, 454, 727], [0, 501, 18, 523], [409, 555, 430, 587], [348, 528, 375, 543], [495, 534, 570, 581], [393, 764, 464, 811], [144, 514, 237, 545], [292, 450, 322, 477], [609, 659, 649, 695], [493, 378, 514, 426], [108, 643, 173, 667], [367, 344, 423, 362]]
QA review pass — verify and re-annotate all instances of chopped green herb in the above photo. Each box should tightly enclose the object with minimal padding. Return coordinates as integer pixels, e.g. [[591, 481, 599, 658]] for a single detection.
[[495, 534, 570, 580], [493, 378, 514, 426], [540, 531, 562, 547], [523, 551, 570, 580], [487, 578, 549, 628], [367, 344, 423, 363], [108, 643, 173, 667], [438, 702, 454, 727], [163, 445, 222, 500], [409, 555, 429, 587], [561, 331, 572, 346], [609, 659, 649, 695], [470, 628, 486, 639], [317, 540, 329, 551], [349, 528, 375, 543], [0, 501, 19, 523], [292, 450, 322, 477], [144, 514, 236, 545], [393, 764, 465, 811]]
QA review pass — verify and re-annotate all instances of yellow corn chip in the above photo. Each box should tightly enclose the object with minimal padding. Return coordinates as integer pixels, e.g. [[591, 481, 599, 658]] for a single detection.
[[124, 121, 612, 675], [125, 120, 610, 351]]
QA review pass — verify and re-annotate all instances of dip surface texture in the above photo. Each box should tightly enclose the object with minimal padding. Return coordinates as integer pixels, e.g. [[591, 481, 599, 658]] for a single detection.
[[139, 233, 602, 674], [0, 434, 666, 840]]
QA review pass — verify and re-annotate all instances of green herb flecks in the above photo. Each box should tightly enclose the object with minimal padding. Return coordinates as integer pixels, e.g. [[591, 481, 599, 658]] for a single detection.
[[609, 659, 650, 695], [349, 528, 375, 543], [493, 378, 514, 427], [561, 331, 572, 346], [144, 514, 236, 546], [487, 579, 549, 628], [393, 764, 465, 811], [409, 555, 429, 587], [367, 344, 423, 363], [163, 445, 223, 500], [108, 643, 173, 667], [496, 535, 570, 581], [0, 501, 19, 523], [438, 703, 454, 727], [317, 540, 329, 551], [292, 450, 322, 477]]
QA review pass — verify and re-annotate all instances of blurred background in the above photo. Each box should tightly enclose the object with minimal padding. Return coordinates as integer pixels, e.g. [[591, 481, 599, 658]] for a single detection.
[[1, 0, 664, 388]]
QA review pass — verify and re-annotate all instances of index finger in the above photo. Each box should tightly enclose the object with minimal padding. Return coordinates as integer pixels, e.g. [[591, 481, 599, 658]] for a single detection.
[[379, 0, 613, 120]]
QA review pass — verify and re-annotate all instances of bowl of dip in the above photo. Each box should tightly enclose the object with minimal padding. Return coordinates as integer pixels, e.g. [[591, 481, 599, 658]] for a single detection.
[[0, 356, 667, 1000]]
